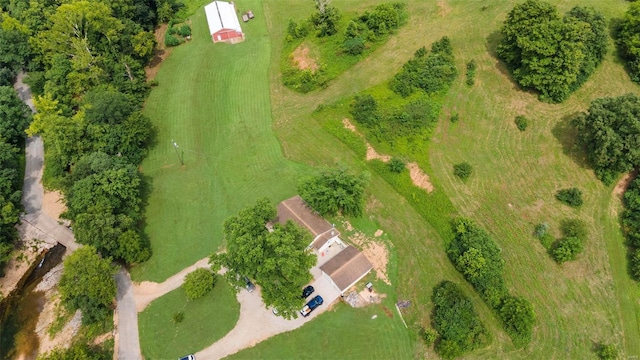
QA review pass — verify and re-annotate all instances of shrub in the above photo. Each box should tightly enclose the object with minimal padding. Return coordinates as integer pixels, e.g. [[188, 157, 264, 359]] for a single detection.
[[421, 327, 438, 347], [595, 342, 618, 360], [540, 233, 555, 249], [350, 94, 379, 126], [499, 295, 536, 347], [453, 162, 473, 181], [343, 37, 365, 55], [183, 268, 216, 300], [450, 113, 459, 123], [534, 223, 549, 238], [178, 24, 191, 37], [172, 311, 184, 323], [551, 236, 583, 263], [466, 59, 477, 86], [515, 115, 528, 131], [431, 281, 489, 358], [164, 34, 182, 47], [560, 218, 587, 239], [388, 157, 406, 173], [556, 187, 583, 207]]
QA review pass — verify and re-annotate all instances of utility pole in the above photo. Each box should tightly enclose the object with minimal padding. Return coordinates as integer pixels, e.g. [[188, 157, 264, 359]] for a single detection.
[[172, 139, 184, 166]]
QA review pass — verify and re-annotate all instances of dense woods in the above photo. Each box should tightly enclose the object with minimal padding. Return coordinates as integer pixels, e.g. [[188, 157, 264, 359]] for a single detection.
[[0, 86, 30, 274], [0, 0, 165, 264], [497, 0, 607, 103]]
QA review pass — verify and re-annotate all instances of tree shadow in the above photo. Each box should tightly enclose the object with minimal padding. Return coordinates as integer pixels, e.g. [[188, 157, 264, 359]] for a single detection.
[[485, 30, 540, 98], [608, 17, 628, 67], [485, 30, 512, 80], [551, 113, 590, 169]]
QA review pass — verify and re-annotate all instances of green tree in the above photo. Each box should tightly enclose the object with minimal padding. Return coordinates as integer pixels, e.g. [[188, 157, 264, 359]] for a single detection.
[[497, 1, 606, 103], [298, 166, 369, 217], [595, 342, 619, 360], [431, 280, 489, 359], [183, 268, 216, 300], [555, 187, 583, 207], [448, 218, 507, 308], [617, 2, 640, 83], [575, 94, 640, 184], [58, 246, 117, 324], [349, 94, 378, 126], [499, 295, 536, 347], [453, 162, 473, 181], [0, 86, 31, 145], [212, 199, 315, 318], [310, 0, 340, 37]]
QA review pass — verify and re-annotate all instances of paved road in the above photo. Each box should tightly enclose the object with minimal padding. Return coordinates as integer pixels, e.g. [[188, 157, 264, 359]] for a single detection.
[[116, 270, 142, 360]]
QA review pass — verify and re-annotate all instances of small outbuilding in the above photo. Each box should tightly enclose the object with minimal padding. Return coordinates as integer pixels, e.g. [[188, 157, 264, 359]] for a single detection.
[[204, 1, 245, 44], [320, 246, 373, 294]]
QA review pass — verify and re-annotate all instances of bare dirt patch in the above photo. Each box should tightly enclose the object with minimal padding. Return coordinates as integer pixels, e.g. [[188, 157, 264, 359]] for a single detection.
[[349, 232, 391, 285], [342, 118, 360, 134], [374, 230, 384, 237], [42, 190, 66, 222], [145, 24, 173, 81], [366, 144, 391, 162], [291, 44, 319, 72], [613, 170, 637, 198], [437, 0, 452, 17], [407, 162, 434, 193]]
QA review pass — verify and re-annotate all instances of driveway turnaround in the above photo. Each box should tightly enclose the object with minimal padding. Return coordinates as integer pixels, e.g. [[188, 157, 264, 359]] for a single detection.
[[196, 274, 341, 359]]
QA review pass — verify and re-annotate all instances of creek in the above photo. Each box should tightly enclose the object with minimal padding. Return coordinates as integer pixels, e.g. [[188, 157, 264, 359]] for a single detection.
[[0, 243, 66, 359]]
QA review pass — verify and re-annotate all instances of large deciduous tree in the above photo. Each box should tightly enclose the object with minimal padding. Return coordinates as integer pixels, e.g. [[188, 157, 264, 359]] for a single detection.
[[212, 198, 315, 318], [298, 166, 369, 217], [574, 93, 640, 184], [617, 2, 640, 83], [496, 0, 607, 103], [58, 246, 117, 324]]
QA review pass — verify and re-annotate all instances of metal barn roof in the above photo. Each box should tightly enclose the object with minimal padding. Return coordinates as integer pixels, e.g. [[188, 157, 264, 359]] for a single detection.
[[204, 1, 242, 35]]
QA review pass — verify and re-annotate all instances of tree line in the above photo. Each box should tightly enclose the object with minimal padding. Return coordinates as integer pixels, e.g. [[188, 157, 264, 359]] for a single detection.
[[0, 86, 31, 275], [448, 218, 536, 347], [0, 0, 178, 352]]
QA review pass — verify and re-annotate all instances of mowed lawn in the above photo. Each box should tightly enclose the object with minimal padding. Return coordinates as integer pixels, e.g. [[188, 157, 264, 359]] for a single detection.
[[262, 0, 640, 358], [139, 281, 240, 358], [225, 303, 413, 360], [132, 0, 305, 282]]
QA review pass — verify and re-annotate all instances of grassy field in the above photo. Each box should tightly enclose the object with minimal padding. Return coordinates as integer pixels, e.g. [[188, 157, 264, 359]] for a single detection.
[[225, 302, 412, 360], [132, 0, 306, 282], [138, 281, 240, 358], [262, 0, 640, 358]]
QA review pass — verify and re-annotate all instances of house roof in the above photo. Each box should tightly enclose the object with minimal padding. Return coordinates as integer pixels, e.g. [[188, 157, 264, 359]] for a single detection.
[[320, 246, 373, 293], [277, 195, 333, 237], [204, 1, 242, 35]]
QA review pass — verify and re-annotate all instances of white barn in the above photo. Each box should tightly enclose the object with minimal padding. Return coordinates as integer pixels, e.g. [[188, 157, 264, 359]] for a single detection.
[[204, 1, 244, 44]]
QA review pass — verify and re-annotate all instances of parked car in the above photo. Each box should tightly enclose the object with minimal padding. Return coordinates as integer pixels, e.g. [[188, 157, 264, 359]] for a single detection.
[[178, 355, 195, 360], [302, 285, 314, 299], [300, 295, 323, 317], [243, 276, 255, 293]]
